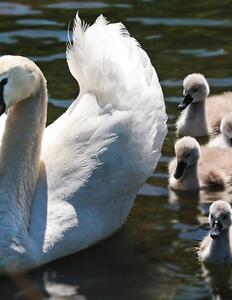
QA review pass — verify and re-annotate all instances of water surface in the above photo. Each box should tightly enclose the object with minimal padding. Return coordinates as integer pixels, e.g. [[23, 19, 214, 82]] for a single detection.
[[1, 0, 232, 299]]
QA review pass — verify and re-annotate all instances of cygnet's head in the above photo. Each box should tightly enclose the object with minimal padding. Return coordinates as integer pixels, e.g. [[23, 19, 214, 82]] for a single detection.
[[209, 200, 232, 239], [173, 136, 201, 179], [0, 55, 44, 115], [178, 73, 210, 111], [220, 112, 232, 145]]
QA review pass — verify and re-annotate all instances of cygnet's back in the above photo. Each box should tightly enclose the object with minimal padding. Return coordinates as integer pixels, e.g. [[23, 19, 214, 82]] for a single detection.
[[199, 146, 232, 187], [208, 111, 232, 148], [207, 92, 232, 134]]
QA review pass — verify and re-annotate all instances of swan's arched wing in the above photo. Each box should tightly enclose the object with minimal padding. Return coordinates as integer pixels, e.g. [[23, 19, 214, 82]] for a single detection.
[[29, 14, 167, 262]]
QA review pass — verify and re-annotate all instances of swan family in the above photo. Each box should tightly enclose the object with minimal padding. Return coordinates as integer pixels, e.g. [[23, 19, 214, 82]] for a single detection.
[[1, 8, 232, 274], [0, 13, 167, 272]]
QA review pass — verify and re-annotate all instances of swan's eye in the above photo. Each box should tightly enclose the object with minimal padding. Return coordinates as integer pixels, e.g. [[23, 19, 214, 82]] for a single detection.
[[0, 78, 8, 86], [193, 88, 198, 93]]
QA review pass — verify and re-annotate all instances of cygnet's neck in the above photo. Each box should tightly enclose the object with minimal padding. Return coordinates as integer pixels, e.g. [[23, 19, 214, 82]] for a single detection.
[[185, 100, 209, 136], [209, 229, 231, 262], [178, 163, 199, 190], [223, 135, 232, 147], [0, 77, 47, 236]]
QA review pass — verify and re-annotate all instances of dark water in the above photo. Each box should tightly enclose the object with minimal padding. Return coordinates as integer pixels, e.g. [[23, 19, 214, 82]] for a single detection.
[[1, 0, 232, 299]]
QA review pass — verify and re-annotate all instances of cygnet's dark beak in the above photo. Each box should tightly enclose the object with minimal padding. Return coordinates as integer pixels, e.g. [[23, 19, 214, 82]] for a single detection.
[[0, 80, 6, 116], [174, 160, 187, 179], [0, 103, 6, 116], [210, 220, 223, 239], [178, 94, 193, 111]]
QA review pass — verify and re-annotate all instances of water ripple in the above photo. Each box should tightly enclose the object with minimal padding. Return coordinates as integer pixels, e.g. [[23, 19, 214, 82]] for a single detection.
[[46, 1, 132, 9], [145, 34, 162, 40], [127, 17, 232, 27], [179, 48, 227, 58], [161, 78, 232, 87], [0, 29, 67, 44], [17, 19, 64, 26], [0, 2, 41, 15], [46, 1, 109, 9], [49, 99, 73, 108], [138, 183, 169, 197]]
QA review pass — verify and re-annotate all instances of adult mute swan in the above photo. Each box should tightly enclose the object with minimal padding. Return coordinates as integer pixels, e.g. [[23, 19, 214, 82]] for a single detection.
[[168, 136, 232, 191], [0, 14, 167, 272], [176, 73, 232, 137], [198, 200, 232, 264]]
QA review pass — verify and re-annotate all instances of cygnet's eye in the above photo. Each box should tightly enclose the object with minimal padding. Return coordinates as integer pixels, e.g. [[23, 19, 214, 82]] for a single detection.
[[193, 88, 198, 93], [0, 78, 8, 86], [222, 214, 227, 220]]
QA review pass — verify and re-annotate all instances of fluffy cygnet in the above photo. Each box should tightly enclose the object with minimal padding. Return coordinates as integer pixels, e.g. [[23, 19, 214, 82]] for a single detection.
[[176, 73, 232, 137], [169, 136, 232, 191], [198, 200, 232, 264], [208, 112, 232, 149]]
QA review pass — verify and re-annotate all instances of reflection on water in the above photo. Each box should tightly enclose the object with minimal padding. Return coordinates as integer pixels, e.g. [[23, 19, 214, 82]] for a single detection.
[[1, 0, 232, 299], [127, 17, 232, 27]]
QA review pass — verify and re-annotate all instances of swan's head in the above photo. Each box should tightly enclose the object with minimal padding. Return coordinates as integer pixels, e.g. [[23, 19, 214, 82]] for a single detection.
[[220, 112, 232, 145], [209, 200, 232, 239], [0, 55, 43, 115], [173, 136, 200, 179], [178, 73, 210, 111]]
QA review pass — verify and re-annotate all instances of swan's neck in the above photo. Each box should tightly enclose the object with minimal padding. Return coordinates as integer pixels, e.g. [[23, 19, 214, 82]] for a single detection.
[[179, 163, 199, 190], [185, 101, 209, 136], [0, 78, 47, 235]]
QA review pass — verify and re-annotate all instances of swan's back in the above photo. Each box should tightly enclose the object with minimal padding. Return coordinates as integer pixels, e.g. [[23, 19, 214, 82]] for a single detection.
[[30, 14, 167, 263]]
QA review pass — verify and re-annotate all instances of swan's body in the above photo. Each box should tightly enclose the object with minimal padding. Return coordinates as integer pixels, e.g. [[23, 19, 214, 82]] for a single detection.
[[168, 137, 232, 191], [0, 14, 167, 272], [198, 201, 232, 264], [176, 73, 232, 137], [208, 112, 232, 149]]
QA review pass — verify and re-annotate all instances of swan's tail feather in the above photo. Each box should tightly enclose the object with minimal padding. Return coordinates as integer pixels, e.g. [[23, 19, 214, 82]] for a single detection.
[[66, 13, 167, 176]]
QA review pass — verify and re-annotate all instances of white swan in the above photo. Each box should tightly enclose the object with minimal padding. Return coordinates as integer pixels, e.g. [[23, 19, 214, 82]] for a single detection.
[[208, 112, 232, 148], [0, 14, 167, 272], [198, 200, 232, 264], [168, 136, 232, 191], [176, 73, 232, 137]]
